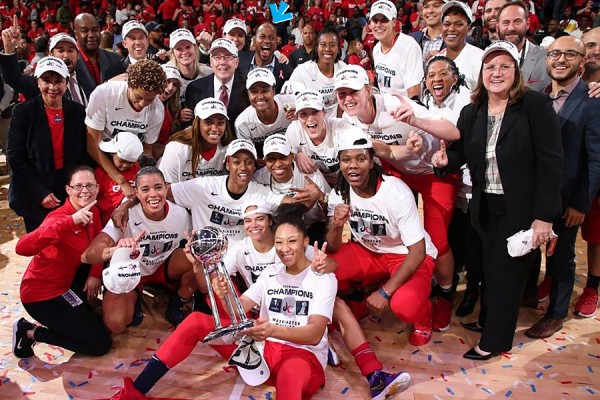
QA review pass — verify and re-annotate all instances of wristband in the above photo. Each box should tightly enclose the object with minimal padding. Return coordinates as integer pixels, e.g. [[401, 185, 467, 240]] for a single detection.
[[378, 287, 392, 301]]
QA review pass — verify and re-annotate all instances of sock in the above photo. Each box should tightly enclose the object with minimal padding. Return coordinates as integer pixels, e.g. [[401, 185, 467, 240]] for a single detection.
[[438, 284, 454, 302], [134, 355, 170, 394], [351, 342, 383, 377], [586, 274, 600, 291]]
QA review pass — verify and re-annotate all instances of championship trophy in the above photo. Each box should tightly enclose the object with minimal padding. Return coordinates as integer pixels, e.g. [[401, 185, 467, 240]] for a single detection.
[[190, 226, 253, 342]]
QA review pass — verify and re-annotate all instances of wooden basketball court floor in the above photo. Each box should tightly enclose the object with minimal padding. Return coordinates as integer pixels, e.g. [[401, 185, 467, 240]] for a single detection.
[[0, 172, 599, 400]]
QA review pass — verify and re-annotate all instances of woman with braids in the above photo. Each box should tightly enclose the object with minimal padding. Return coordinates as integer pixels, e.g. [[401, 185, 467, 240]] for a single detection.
[[326, 128, 438, 347], [334, 64, 460, 339]]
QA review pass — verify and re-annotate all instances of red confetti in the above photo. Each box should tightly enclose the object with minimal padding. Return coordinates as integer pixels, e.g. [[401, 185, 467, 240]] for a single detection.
[[156, 338, 161, 344], [145, 347, 156, 351], [441, 373, 448, 381], [560, 381, 573, 384], [22, 392, 36, 395], [595, 338, 600, 344], [556, 338, 565, 341], [88, 371, 93, 379], [222, 366, 235, 373], [375, 336, 382, 342], [458, 338, 465, 344]]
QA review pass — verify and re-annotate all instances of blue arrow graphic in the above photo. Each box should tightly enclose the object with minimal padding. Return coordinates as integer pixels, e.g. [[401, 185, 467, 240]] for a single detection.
[[269, 3, 293, 24]]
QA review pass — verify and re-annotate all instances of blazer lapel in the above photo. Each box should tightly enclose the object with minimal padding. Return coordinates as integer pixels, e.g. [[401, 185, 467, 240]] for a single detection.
[[558, 80, 586, 128], [497, 102, 521, 144]]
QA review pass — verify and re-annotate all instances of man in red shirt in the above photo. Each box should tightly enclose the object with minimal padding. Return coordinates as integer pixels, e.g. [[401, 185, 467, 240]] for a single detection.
[[280, 34, 299, 58]]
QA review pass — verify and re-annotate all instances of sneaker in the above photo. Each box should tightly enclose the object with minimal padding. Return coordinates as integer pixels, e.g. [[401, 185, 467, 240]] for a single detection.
[[538, 275, 551, 302], [369, 370, 412, 400], [409, 306, 432, 346], [111, 377, 148, 400], [164, 294, 187, 327], [128, 290, 144, 327], [12, 318, 35, 358], [573, 287, 599, 318], [327, 346, 340, 366], [432, 297, 452, 332]]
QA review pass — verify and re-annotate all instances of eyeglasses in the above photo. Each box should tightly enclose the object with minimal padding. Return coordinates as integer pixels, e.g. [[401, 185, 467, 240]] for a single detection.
[[211, 55, 237, 62], [546, 50, 585, 60], [68, 183, 98, 191], [483, 64, 515, 73]]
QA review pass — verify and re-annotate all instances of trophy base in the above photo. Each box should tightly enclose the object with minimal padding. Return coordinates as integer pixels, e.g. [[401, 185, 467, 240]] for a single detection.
[[203, 320, 254, 343]]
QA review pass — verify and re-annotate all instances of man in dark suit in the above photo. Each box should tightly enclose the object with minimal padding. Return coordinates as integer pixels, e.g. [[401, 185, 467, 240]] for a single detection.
[[104, 20, 150, 80], [185, 38, 249, 135], [238, 23, 292, 93], [73, 13, 122, 88], [525, 36, 600, 339], [290, 24, 316, 68]]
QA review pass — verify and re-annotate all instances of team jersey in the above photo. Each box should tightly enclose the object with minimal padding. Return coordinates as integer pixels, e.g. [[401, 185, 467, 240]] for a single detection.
[[171, 175, 285, 241], [223, 237, 315, 286], [102, 201, 191, 276], [235, 95, 294, 158], [285, 117, 353, 184], [254, 162, 331, 226], [158, 140, 227, 183], [288, 60, 347, 117], [243, 262, 337, 370], [373, 33, 424, 95], [85, 80, 164, 144], [440, 44, 483, 90], [343, 94, 442, 175], [95, 164, 141, 225], [328, 175, 438, 258]]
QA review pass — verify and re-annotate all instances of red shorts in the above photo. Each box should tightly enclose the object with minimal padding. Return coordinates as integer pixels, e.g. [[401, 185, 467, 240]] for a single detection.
[[139, 261, 179, 290], [582, 195, 600, 244], [330, 241, 435, 324]]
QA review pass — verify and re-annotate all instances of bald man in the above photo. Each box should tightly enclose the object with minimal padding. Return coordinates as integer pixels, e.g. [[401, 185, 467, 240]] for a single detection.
[[525, 36, 600, 339]]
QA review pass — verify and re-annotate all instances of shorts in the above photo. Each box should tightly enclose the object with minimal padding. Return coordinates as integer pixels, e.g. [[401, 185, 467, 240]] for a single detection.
[[139, 256, 179, 290]]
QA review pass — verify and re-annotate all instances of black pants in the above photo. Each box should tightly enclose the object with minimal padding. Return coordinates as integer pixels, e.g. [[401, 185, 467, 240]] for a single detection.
[[23, 293, 111, 357], [448, 204, 483, 288], [477, 194, 537, 353]]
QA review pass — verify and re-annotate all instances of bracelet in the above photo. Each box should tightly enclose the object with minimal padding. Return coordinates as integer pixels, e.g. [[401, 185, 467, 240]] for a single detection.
[[378, 287, 392, 301]]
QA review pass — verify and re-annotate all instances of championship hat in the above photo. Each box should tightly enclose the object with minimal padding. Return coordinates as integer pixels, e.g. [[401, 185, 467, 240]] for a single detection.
[[338, 127, 373, 152], [294, 90, 324, 113], [48, 33, 78, 52], [194, 98, 229, 120], [370, 0, 397, 20], [122, 20, 148, 38], [170, 28, 196, 49], [99, 132, 143, 163], [242, 200, 274, 218], [442, 0, 474, 24], [103, 247, 143, 294], [161, 64, 184, 87], [481, 40, 519, 62], [334, 65, 370, 91], [246, 68, 276, 89], [226, 139, 258, 160], [228, 335, 270, 386], [263, 134, 291, 157], [209, 38, 238, 56], [506, 229, 558, 257], [223, 18, 247, 36], [34, 56, 69, 78]]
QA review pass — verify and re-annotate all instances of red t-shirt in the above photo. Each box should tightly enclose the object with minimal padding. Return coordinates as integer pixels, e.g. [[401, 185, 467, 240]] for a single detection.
[[45, 107, 64, 170], [95, 163, 140, 225], [45, 22, 63, 37], [158, 0, 178, 20]]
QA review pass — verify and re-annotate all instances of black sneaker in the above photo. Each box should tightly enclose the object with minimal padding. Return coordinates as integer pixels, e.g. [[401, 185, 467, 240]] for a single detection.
[[369, 370, 412, 400], [12, 318, 35, 358]]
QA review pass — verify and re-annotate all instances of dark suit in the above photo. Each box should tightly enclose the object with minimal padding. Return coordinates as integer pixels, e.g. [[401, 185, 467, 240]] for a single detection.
[[185, 70, 250, 136], [7, 96, 91, 232], [544, 80, 600, 320], [75, 48, 122, 90], [238, 52, 293, 93], [103, 56, 132, 81], [441, 90, 563, 352]]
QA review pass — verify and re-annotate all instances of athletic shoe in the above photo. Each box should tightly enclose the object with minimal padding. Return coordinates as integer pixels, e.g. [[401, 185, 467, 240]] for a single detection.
[[111, 377, 148, 400], [432, 297, 452, 332], [327, 346, 341, 366], [164, 294, 187, 327], [538, 275, 551, 302], [573, 287, 599, 318], [128, 290, 144, 327], [369, 370, 412, 400], [409, 306, 432, 346], [12, 318, 35, 358]]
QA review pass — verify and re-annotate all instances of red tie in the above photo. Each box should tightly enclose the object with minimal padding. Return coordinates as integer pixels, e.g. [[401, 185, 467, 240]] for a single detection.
[[219, 84, 229, 108]]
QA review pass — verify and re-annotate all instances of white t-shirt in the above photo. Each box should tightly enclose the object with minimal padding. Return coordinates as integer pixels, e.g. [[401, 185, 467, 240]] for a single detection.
[[85, 80, 164, 144], [223, 237, 315, 286], [440, 44, 483, 90], [235, 95, 294, 157], [328, 176, 438, 258], [285, 117, 353, 183], [158, 140, 227, 183], [288, 60, 347, 117], [102, 201, 191, 276], [243, 262, 337, 370], [373, 33, 424, 95], [254, 162, 331, 226], [343, 94, 442, 175], [171, 175, 285, 241]]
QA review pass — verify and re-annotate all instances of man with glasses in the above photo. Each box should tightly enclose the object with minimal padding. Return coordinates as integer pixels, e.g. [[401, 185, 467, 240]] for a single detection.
[[186, 38, 250, 135], [525, 36, 600, 339]]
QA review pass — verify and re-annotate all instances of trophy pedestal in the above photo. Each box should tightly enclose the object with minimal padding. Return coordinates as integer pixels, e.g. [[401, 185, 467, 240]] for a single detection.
[[203, 319, 254, 343]]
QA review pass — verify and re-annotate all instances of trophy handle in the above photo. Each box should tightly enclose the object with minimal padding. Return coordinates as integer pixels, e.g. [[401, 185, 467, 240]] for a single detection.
[[201, 261, 223, 329]]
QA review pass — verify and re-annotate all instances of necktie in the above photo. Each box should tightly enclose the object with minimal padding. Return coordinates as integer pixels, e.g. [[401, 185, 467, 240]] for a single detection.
[[68, 77, 84, 106], [219, 84, 229, 108]]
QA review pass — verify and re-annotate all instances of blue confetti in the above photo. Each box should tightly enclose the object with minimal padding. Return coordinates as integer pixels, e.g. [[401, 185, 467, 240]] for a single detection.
[[531, 384, 537, 392], [446, 387, 455, 395], [587, 366, 594, 373], [584, 387, 595, 394], [265, 392, 273, 400], [505, 390, 513, 398], [412, 349, 420, 355], [248, 397, 256, 400], [543, 364, 553, 369], [77, 381, 89, 387], [460, 367, 467, 374], [428, 355, 432, 362], [517, 343, 523, 349], [482, 368, 487, 374], [482, 387, 493, 395], [68, 381, 76, 388], [341, 387, 349, 394], [502, 364, 512, 368], [115, 363, 124, 370], [536, 372, 543, 378]]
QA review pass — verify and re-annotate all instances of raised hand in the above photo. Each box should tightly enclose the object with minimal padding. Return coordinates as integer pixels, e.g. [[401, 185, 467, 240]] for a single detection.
[[390, 95, 415, 125], [311, 241, 328, 275], [290, 176, 323, 207], [72, 200, 97, 226], [295, 152, 318, 174], [1, 15, 20, 54], [332, 203, 351, 228], [406, 130, 423, 152], [431, 139, 448, 168]]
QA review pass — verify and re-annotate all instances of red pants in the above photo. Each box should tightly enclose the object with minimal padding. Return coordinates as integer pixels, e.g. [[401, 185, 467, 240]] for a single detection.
[[156, 312, 325, 399], [331, 242, 435, 324]]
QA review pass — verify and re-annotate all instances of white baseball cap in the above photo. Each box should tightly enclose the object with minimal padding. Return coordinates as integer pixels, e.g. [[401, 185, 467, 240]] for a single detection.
[[226, 139, 258, 159], [334, 65, 369, 91], [34, 56, 69, 78], [194, 98, 229, 120], [48, 33, 78, 52], [246, 68, 276, 89], [122, 20, 148, 38], [161, 64, 184, 86], [228, 336, 270, 386], [263, 134, 291, 157], [338, 127, 373, 152], [242, 200, 274, 218], [103, 247, 143, 294], [223, 18, 247, 35], [506, 229, 558, 257], [442, 0, 474, 24], [481, 40, 519, 62], [170, 28, 196, 49], [209, 38, 238, 57], [295, 90, 324, 113], [370, 0, 397, 20], [99, 131, 143, 162]]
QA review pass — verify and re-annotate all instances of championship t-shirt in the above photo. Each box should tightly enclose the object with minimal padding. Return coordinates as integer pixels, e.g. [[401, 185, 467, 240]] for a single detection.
[[328, 176, 438, 258], [159, 140, 227, 183], [102, 201, 191, 276], [85, 80, 164, 144], [440, 44, 483, 90], [243, 263, 337, 370], [373, 33, 424, 95]]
